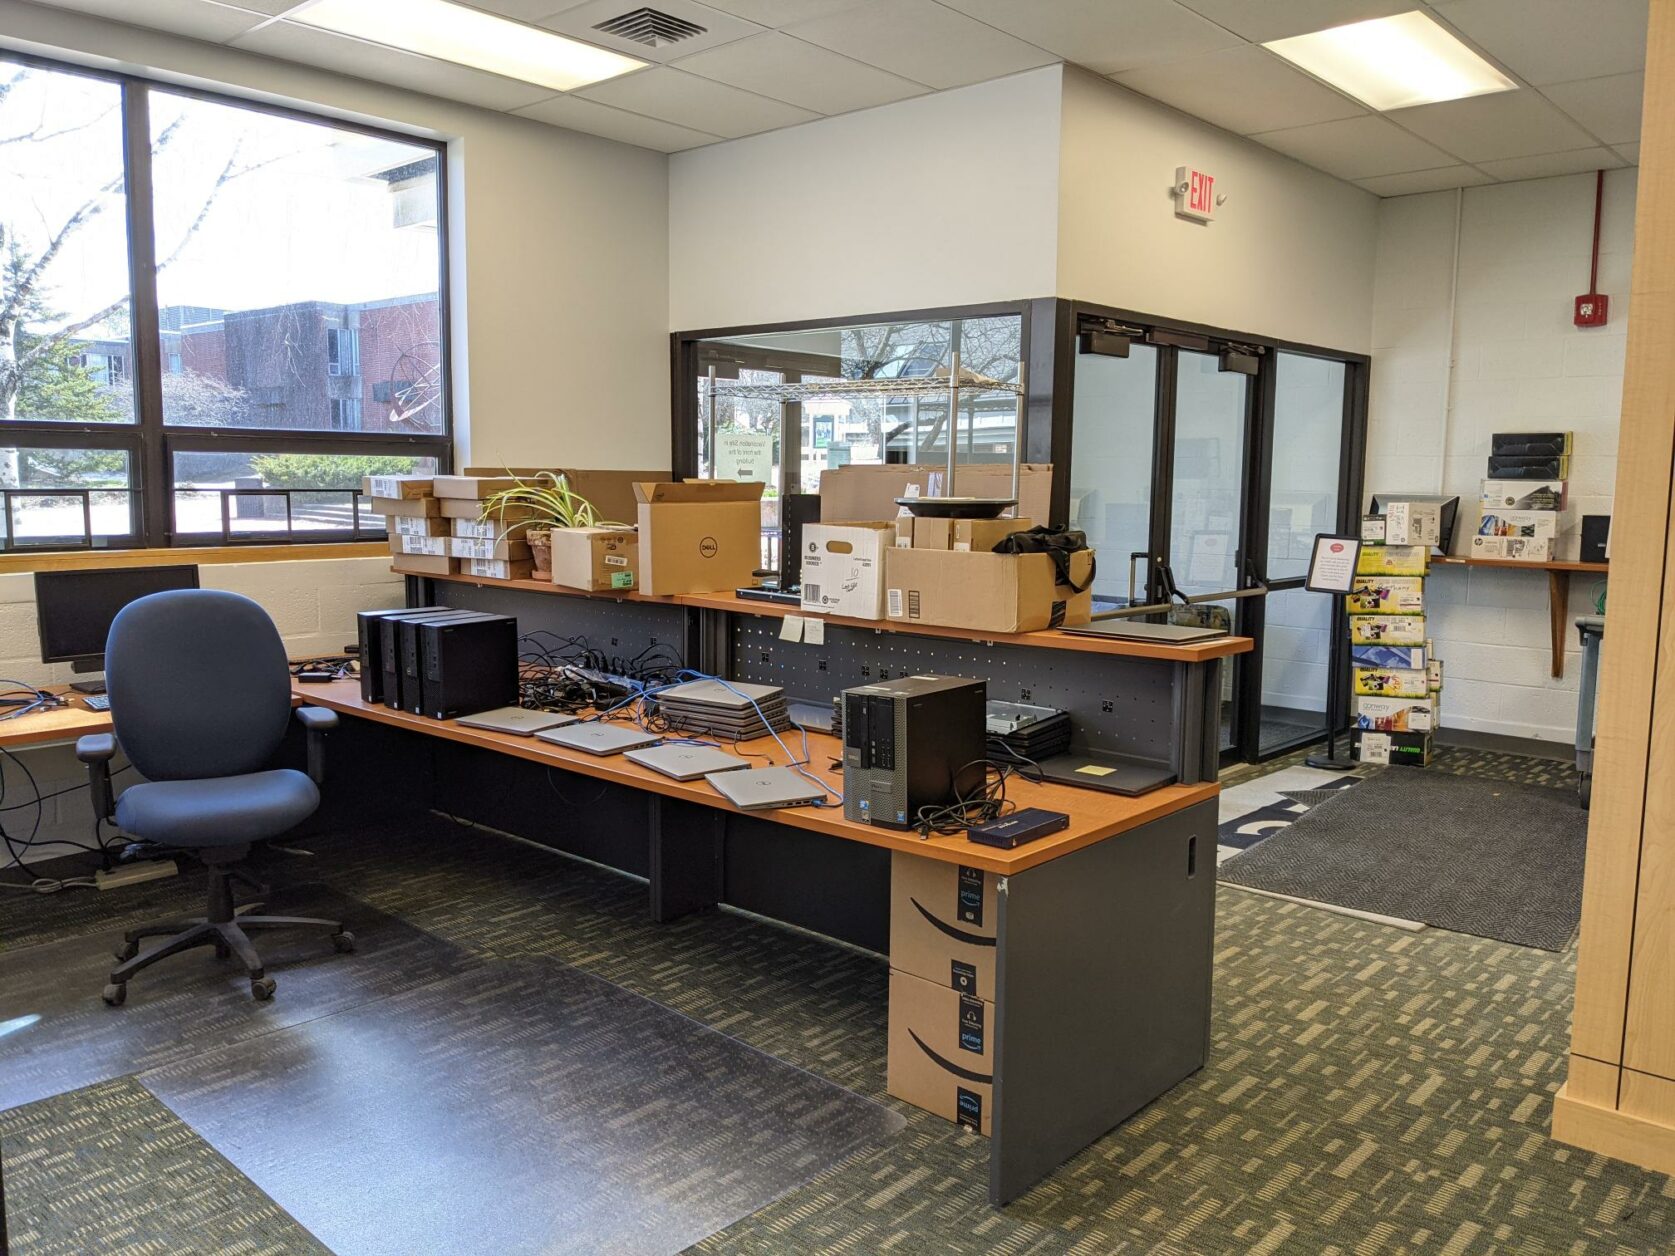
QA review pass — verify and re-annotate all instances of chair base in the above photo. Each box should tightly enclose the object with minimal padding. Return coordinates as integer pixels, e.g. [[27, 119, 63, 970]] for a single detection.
[[104, 849, 351, 1005]]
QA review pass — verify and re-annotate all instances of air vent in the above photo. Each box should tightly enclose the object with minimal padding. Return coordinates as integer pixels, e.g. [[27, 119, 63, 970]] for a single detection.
[[594, 7, 707, 47]]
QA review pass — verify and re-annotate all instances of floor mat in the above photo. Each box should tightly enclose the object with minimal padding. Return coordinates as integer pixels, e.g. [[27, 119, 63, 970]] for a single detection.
[[0, 1077, 330, 1256], [141, 957, 905, 1256], [0, 884, 474, 1112], [1220, 770, 1587, 950]]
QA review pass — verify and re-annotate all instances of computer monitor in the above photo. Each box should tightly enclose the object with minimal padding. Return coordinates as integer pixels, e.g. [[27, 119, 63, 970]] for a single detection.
[[35, 565, 200, 690]]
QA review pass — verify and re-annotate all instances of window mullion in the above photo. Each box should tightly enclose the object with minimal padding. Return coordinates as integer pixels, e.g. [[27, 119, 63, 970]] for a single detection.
[[121, 81, 170, 548]]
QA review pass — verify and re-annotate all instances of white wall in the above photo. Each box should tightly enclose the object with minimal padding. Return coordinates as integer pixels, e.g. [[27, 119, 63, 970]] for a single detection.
[[1365, 171, 1635, 741], [1056, 68, 1379, 355], [0, 0, 672, 469], [668, 68, 1063, 330]]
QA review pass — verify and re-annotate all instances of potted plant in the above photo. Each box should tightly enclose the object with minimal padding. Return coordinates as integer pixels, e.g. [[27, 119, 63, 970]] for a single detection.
[[478, 471, 619, 578]]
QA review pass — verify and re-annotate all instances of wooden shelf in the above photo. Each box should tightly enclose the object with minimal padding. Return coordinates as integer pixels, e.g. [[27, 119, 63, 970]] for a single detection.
[[415, 569, 1255, 665], [1431, 555, 1609, 678]]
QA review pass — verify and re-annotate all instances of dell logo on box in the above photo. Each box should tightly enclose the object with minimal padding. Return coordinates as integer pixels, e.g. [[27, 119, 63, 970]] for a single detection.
[[698, 537, 718, 558]]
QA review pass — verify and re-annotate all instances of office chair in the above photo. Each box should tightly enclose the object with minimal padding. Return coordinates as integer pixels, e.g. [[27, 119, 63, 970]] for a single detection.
[[78, 589, 352, 1005]]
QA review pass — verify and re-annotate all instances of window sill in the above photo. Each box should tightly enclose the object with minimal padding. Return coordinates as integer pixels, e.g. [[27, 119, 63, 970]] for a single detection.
[[0, 542, 390, 575]]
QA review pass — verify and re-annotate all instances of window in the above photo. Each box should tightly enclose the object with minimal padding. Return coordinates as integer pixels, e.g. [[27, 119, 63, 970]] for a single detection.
[[0, 54, 450, 550]]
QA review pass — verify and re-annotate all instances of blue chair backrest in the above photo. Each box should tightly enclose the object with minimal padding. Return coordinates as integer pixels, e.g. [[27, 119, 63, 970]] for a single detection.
[[106, 589, 292, 782]]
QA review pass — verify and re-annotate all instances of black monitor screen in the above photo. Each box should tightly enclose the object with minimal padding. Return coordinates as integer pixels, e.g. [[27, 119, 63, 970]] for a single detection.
[[34, 566, 200, 664]]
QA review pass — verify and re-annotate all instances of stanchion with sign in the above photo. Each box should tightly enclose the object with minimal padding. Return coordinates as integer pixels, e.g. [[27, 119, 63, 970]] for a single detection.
[[1304, 533, 1363, 771]]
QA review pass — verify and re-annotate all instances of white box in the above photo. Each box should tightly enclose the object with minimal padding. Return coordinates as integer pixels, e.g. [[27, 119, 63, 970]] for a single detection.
[[801, 522, 895, 620], [1478, 509, 1559, 539], [1385, 501, 1442, 547], [1481, 480, 1565, 511], [1470, 535, 1554, 561], [393, 534, 448, 556], [1361, 515, 1387, 543], [1355, 696, 1436, 733], [1350, 615, 1427, 646]]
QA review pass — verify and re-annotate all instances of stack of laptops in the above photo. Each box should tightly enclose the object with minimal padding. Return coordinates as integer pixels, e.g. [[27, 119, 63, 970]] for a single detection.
[[657, 679, 791, 740], [986, 701, 1072, 763]]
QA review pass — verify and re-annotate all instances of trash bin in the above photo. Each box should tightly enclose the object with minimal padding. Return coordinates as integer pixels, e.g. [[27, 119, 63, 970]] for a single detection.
[[1576, 615, 1605, 809]]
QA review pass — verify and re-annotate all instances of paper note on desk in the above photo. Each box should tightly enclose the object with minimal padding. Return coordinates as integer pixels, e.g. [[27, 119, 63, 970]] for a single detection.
[[780, 615, 805, 643], [804, 618, 826, 645]]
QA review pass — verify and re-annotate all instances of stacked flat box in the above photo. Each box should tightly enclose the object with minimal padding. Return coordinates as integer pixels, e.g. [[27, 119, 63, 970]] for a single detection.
[[1479, 433, 1570, 559], [363, 475, 458, 576], [1350, 544, 1436, 766]]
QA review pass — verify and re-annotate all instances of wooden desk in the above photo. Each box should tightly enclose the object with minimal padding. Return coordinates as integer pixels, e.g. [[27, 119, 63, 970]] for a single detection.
[[1432, 556, 1608, 677], [0, 692, 112, 751]]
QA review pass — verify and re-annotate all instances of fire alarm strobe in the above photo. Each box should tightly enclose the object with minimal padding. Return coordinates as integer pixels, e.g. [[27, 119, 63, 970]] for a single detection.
[[1575, 293, 1609, 328]]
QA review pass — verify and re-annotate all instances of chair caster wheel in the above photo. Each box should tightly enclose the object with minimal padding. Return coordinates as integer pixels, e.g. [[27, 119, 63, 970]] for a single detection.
[[331, 930, 355, 954], [102, 982, 127, 1007], [250, 977, 276, 1001], [114, 941, 138, 963]]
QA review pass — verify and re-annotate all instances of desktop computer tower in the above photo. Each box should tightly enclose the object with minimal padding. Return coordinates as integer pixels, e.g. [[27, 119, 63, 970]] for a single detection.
[[417, 613, 518, 720], [397, 611, 500, 716], [842, 675, 986, 829], [358, 606, 446, 704], [382, 609, 477, 711]]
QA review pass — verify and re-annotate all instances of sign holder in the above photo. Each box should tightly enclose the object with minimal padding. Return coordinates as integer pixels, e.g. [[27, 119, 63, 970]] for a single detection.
[[1305, 534, 1363, 771]]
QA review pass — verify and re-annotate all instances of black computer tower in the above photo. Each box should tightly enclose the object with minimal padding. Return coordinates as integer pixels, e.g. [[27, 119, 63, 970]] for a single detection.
[[382, 609, 477, 711], [418, 614, 518, 720], [842, 675, 986, 829], [358, 606, 446, 704]]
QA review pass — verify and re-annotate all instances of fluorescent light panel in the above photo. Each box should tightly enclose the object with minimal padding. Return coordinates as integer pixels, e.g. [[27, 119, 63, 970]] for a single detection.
[[292, 0, 646, 93], [1265, 11, 1516, 111]]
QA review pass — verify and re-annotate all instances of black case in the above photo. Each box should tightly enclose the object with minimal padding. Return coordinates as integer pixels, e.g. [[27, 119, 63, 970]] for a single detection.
[[357, 606, 446, 704], [381, 610, 475, 711], [1486, 455, 1569, 479], [418, 614, 519, 719], [1490, 432, 1571, 457], [1582, 515, 1611, 565]]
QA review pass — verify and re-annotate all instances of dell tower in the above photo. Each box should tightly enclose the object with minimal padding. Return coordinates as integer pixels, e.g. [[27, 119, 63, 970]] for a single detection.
[[842, 675, 986, 829]]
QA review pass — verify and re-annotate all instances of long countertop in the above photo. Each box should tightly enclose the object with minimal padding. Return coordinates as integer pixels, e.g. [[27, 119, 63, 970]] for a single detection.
[[414, 568, 1254, 664], [300, 679, 1218, 875]]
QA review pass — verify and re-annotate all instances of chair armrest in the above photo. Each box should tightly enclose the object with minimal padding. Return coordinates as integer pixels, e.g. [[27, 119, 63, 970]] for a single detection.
[[295, 706, 336, 785], [295, 706, 339, 733], [77, 734, 117, 821]]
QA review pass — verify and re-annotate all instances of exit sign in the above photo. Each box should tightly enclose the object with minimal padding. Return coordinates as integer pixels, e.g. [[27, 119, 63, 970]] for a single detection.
[[1174, 166, 1218, 223]]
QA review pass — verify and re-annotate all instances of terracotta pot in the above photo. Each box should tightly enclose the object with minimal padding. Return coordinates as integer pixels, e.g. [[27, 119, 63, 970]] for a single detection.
[[526, 527, 553, 577]]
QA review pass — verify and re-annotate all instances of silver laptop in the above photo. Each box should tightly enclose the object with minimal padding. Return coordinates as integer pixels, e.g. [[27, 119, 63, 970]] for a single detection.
[[1062, 620, 1227, 643], [626, 743, 752, 781], [536, 723, 662, 756], [658, 679, 784, 710], [705, 766, 827, 811], [457, 707, 579, 736]]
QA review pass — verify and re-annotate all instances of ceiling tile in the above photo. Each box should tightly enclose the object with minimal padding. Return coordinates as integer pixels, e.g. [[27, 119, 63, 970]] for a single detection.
[[30, 0, 271, 40], [1252, 115, 1458, 181], [231, 21, 560, 111], [512, 93, 724, 150], [937, 0, 1241, 75], [1429, 0, 1648, 85], [576, 65, 819, 137], [1355, 165, 1494, 197], [1616, 142, 1640, 164], [1175, 0, 1413, 43], [1542, 73, 1644, 146], [673, 31, 928, 113], [1389, 91, 1598, 163], [1111, 45, 1365, 135], [540, 0, 765, 64], [784, 0, 1056, 90], [1476, 146, 1629, 182], [457, 0, 599, 19], [696, 0, 867, 24]]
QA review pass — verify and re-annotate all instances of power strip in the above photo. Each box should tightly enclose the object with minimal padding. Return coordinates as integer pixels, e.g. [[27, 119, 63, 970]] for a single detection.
[[94, 859, 179, 891]]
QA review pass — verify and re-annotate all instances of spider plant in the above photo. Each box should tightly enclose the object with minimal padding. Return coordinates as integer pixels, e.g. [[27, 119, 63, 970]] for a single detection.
[[477, 471, 625, 535]]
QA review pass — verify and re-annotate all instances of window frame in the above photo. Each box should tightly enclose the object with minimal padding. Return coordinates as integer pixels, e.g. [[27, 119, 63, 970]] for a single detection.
[[0, 49, 454, 553]]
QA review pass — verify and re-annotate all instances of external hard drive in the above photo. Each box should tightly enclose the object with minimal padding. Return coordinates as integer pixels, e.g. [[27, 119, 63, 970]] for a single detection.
[[967, 807, 1070, 849]]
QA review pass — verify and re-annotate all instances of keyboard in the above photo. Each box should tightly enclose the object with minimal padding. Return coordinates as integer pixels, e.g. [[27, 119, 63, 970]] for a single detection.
[[83, 694, 110, 711]]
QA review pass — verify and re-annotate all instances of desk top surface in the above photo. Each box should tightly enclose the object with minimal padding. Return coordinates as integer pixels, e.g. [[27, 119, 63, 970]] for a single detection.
[[0, 691, 112, 750], [299, 680, 1218, 875]]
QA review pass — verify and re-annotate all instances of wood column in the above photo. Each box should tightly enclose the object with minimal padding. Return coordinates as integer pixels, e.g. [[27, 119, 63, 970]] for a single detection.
[[1553, 0, 1675, 1174]]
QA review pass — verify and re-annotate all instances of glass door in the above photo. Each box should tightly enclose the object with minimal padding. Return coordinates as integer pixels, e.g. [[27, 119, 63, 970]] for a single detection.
[[1068, 342, 1159, 611]]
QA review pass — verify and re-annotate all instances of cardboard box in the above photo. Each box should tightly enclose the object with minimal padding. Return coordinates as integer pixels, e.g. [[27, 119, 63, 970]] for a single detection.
[[1470, 535, 1553, 561], [1478, 509, 1559, 539], [1356, 545, 1429, 576], [463, 467, 667, 526], [1354, 696, 1436, 733], [1349, 615, 1427, 646], [1351, 644, 1426, 670], [390, 514, 449, 538], [452, 518, 518, 540], [902, 516, 952, 550], [884, 548, 1094, 635], [549, 526, 637, 592], [390, 553, 455, 576], [887, 967, 993, 1136], [1487, 454, 1569, 479], [1384, 501, 1442, 547], [635, 480, 764, 596], [952, 517, 1034, 553], [1354, 729, 1432, 767], [1346, 576, 1424, 616], [889, 853, 998, 1001], [1482, 479, 1565, 511], [438, 497, 544, 522], [1353, 667, 1429, 699], [363, 474, 433, 499], [433, 474, 521, 499], [1361, 515, 1387, 543], [391, 534, 449, 557], [449, 535, 533, 562], [369, 495, 441, 518], [1491, 431, 1571, 457], [819, 463, 1053, 527], [461, 557, 534, 581], [1427, 658, 1444, 691], [801, 522, 895, 619]]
